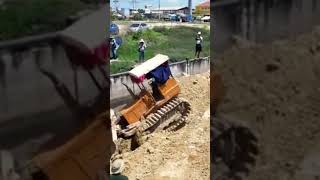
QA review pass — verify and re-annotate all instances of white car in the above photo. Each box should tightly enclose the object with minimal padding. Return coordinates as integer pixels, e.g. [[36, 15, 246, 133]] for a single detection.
[[128, 22, 149, 32], [201, 16, 210, 22]]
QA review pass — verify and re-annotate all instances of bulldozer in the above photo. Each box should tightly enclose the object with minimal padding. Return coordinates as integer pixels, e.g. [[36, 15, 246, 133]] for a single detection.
[[110, 54, 191, 152], [211, 70, 259, 180]]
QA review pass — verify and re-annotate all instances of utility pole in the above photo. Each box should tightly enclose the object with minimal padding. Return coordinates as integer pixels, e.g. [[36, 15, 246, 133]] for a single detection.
[[158, 0, 161, 20], [188, 0, 192, 22], [113, 0, 119, 12], [129, 0, 139, 10]]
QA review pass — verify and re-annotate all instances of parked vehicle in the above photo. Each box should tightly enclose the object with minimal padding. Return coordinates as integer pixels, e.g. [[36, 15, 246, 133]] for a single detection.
[[115, 13, 126, 20], [201, 16, 210, 22], [110, 22, 119, 35], [176, 13, 188, 22], [161, 14, 171, 21], [128, 22, 149, 32]]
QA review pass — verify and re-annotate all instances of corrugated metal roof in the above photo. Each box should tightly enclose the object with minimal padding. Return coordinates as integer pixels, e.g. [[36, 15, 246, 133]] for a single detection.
[[197, 0, 210, 8]]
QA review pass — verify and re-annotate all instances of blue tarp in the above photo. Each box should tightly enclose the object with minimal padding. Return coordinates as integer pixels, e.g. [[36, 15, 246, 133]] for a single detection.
[[146, 63, 171, 84]]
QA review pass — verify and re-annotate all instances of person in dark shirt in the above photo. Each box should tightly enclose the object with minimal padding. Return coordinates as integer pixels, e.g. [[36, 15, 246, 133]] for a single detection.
[[110, 37, 119, 59], [195, 31, 203, 58]]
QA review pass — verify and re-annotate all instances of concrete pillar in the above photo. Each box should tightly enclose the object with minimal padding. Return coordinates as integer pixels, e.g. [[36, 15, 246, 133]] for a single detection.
[[0, 54, 8, 114], [248, 0, 257, 41], [241, 0, 249, 39]]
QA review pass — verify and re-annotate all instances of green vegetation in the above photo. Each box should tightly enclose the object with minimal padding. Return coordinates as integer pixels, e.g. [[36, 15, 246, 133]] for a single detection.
[[0, 0, 99, 40], [111, 26, 210, 74]]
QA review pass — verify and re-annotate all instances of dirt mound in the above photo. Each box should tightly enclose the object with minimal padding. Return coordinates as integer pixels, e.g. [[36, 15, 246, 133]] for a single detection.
[[215, 26, 320, 180], [121, 72, 210, 180]]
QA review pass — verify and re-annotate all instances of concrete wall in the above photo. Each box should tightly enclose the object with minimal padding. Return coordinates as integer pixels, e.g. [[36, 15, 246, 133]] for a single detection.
[[213, 0, 320, 52], [0, 45, 104, 122]]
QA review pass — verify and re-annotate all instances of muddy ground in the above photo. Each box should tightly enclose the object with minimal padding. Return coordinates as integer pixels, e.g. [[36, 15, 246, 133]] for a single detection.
[[215, 26, 320, 180], [120, 72, 210, 180]]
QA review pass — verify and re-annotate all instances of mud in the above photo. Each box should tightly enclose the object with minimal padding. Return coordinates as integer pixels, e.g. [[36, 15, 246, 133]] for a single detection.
[[215, 26, 320, 180], [120, 72, 210, 180]]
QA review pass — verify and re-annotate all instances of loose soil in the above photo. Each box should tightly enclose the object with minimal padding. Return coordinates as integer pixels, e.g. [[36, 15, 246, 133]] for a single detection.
[[121, 72, 211, 180], [215, 26, 320, 180]]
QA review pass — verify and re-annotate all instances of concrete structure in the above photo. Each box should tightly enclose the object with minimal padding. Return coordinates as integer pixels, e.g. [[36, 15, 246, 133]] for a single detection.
[[213, 0, 320, 52]]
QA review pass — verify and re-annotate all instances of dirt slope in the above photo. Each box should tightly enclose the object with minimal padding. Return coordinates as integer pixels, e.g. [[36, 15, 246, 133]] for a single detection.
[[215, 26, 320, 180], [121, 72, 211, 180]]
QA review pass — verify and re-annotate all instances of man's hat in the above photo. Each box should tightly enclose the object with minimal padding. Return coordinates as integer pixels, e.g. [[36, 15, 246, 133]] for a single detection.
[[198, 31, 201, 35], [110, 159, 125, 175], [139, 39, 145, 43]]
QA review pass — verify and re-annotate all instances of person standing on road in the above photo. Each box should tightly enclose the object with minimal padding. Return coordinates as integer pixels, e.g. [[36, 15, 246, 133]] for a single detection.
[[138, 39, 146, 62], [195, 31, 203, 58], [110, 37, 119, 59]]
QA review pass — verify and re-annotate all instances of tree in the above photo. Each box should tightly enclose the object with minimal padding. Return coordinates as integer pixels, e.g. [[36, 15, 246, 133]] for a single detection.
[[194, 6, 202, 16], [137, 9, 145, 14]]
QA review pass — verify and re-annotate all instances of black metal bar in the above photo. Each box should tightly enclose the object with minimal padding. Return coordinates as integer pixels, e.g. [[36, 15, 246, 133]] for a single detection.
[[73, 66, 79, 102], [141, 82, 146, 89], [87, 70, 103, 92], [0, 32, 60, 50]]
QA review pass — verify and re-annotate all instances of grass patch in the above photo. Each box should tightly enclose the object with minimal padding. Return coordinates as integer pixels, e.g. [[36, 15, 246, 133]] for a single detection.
[[0, 0, 91, 40], [111, 26, 210, 74]]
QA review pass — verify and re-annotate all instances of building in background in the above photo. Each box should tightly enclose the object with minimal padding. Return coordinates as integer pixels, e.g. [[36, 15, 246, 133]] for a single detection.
[[151, 6, 190, 15], [195, 0, 210, 16]]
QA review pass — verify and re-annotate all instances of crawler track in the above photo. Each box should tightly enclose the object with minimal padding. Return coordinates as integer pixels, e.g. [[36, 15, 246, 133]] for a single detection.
[[134, 97, 191, 145], [211, 115, 259, 180]]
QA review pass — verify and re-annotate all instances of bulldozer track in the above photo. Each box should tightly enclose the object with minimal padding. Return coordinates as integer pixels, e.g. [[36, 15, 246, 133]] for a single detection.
[[138, 97, 191, 134], [212, 115, 259, 180]]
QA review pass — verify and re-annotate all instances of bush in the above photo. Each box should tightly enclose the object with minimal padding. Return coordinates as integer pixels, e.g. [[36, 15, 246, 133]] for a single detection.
[[131, 30, 143, 40], [153, 26, 168, 33], [133, 13, 143, 20]]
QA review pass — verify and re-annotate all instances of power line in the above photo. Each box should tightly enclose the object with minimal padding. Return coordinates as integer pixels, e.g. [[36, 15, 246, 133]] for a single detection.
[[128, 0, 140, 10]]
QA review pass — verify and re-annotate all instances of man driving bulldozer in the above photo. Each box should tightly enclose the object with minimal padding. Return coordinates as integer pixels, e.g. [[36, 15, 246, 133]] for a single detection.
[[145, 61, 172, 100]]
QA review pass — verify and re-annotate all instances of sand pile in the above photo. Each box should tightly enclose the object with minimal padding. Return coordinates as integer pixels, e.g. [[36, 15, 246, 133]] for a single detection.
[[215, 26, 320, 180], [121, 72, 210, 180]]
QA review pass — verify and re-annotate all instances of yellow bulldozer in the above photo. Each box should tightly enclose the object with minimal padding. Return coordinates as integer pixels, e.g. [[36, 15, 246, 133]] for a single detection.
[[110, 54, 191, 153]]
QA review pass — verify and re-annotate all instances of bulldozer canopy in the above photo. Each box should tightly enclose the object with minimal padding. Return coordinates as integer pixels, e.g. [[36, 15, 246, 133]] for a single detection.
[[58, 5, 109, 69], [145, 62, 171, 84], [129, 54, 169, 79]]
